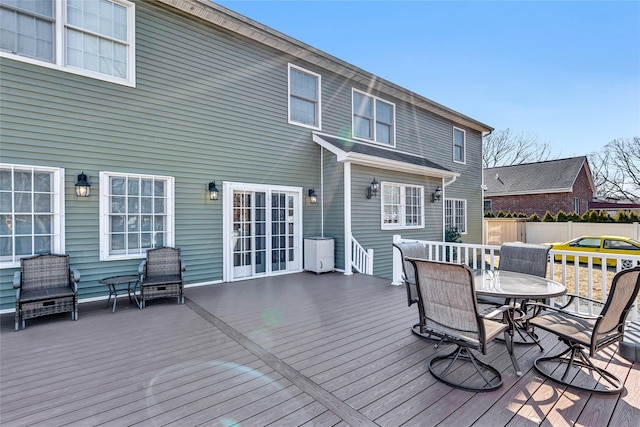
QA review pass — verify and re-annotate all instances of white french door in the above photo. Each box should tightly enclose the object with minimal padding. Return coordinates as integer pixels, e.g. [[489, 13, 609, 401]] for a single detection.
[[223, 183, 302, 281]]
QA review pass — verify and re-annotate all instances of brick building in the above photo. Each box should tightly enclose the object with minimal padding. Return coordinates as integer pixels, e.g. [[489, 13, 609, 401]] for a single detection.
[[483, 157, 596, 216]]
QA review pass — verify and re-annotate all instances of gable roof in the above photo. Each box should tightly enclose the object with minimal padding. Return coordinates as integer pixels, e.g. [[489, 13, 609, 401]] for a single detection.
[[483, 156, 595, 196], [313, 133, 458, 179], [157, 0, 492, 134]]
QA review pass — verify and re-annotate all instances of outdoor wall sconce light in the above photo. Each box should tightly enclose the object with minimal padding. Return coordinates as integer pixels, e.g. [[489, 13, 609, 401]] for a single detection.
[[431, 186, 442, 202], [308, 188, 318, 204], [75, 172, 91, 197], [366, 177, 380, 199], [208, 181, 220, 200]]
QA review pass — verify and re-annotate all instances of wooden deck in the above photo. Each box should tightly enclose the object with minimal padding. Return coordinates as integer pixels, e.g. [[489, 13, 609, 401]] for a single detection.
[[1, 272, 638, 426]]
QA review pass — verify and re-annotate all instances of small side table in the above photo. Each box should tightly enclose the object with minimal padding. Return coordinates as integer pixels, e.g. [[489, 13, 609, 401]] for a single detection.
[[99, 275, 139, 313]]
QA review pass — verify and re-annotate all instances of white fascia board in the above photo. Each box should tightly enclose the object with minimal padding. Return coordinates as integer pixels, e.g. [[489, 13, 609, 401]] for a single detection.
[[487, 188, 573, 197]]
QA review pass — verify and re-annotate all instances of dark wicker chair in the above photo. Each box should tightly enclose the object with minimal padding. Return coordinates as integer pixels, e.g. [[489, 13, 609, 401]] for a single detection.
[[13, 254, 79, 331], [407, 258, 512, 392], [526, 266, 640, 394], [137, 247, 185, 308]]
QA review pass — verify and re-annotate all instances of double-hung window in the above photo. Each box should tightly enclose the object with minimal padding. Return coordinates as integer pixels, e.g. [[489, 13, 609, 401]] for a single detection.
[[352, 89, 395, 146], [288, 64, 321, 129], [0, 0, 136, 86], [381, 182, 423, 229], [0, 164, 64, 268], [445, 198, 467, 234], [453, 127, 466, 163], [100, 172, 174, 260]]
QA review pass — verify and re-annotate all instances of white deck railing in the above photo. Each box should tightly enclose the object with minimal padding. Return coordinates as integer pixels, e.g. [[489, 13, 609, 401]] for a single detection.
[[351, 235, 374, 275], [392, 235, 639, 322]]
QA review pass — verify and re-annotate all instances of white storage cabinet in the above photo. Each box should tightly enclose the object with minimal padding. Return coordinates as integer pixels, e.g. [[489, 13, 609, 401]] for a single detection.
[[304, 237, 334, 274]]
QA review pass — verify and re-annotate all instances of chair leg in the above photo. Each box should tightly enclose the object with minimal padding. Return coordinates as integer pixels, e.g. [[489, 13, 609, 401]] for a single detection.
[[533, 341, 624, 394], [429, 346, 503, 392]]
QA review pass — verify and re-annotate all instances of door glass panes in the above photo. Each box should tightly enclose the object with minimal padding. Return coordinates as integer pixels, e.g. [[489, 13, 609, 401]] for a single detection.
[[233, 191, 252, 278], [231, 188, 299, 280]]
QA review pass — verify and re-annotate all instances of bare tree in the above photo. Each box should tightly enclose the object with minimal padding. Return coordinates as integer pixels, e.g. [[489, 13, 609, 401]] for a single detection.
[[589, 137, 640, 201], [483, 128, 554, 168]]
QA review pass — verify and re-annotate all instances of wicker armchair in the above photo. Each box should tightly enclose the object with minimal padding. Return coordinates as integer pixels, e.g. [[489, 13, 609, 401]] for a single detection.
[[526, 266, 640, 394], [137, 247, 185, 308], [13, 254, 79, 331], [407, 258, 512, 391]]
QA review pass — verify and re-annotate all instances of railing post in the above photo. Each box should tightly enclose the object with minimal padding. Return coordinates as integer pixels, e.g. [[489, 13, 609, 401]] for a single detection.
[[392, 235, 403, 285], [367, 249, 374, 275]]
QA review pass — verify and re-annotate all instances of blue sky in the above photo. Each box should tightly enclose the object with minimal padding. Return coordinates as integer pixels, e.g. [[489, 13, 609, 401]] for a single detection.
[[216, 0, 640, 158]]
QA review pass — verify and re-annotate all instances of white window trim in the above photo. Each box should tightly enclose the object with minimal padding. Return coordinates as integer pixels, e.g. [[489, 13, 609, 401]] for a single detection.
[[0, 164, 65, 269], [287, 63, 321, 130], [0, 0, 136, 87], [99, 171, 174, 261], [380, 182, 424, 230], [453, 126, 466, 164], [445, 198, 467, 235], [352, 88, 396, 147]]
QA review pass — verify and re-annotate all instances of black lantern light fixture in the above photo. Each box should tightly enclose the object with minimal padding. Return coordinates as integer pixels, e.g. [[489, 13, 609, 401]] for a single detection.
[[75, 172, 91, 197], [208, 181, 220, 200], [366, 177, 380, 199], [308, 188, 318, 204], [431, 186, 443, 202]]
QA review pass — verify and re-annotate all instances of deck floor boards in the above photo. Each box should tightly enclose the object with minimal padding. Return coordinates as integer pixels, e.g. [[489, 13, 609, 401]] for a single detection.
[[1, 271, 637, 426]]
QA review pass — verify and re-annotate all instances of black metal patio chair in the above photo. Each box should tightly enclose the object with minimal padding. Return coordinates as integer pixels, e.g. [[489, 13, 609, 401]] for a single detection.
[[526, 266, 640, 394], [407, 257, 513, 392]]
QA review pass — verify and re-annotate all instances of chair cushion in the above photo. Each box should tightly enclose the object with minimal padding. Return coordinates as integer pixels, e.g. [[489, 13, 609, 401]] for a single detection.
[[19, 286, 75, 302], [529, 312, 595, 347]]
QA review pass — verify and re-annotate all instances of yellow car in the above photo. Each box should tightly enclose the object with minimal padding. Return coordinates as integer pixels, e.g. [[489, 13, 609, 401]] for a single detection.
[[548, 235, 640, 269]]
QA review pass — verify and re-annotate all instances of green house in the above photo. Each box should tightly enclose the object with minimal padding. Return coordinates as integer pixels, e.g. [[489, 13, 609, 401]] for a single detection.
[[0, 0, 492, 311]]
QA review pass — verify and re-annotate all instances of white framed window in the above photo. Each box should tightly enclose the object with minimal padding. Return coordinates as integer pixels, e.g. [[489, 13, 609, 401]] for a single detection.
[[352, 89, 395, 146], [288, 64, 321, 129], [381, 182, 424, 229], [445, 198, 467, 234], [0, 0, 136, 86], [453, 127, 466, 163], [99, 172, 174, 261], [574, 197, 580, 213], [0, 164, 65, 268]]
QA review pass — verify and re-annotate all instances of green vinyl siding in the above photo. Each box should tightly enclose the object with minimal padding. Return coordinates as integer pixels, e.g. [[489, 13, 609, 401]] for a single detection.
[[0, 0, 487, 309]]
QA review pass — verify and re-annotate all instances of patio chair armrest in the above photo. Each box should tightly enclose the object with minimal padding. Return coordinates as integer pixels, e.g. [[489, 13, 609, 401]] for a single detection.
[[138, 260, 146, 276], [524, 300, 602, 320], [481, 304, 515, 321], [70, 266, 81, 284], [13, 271, 21, 289]]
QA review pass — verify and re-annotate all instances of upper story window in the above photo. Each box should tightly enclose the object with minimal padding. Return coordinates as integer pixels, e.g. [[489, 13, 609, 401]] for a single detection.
[[445, 198, 467, 234], [381, 182, 423, 230], [0, 0, 136, 86], [0, 164, 64, 268], [99, 172, 174, 261], [352, 89, 395, 146], [453, 127, 466, 163], [288, 64, 321, 129]]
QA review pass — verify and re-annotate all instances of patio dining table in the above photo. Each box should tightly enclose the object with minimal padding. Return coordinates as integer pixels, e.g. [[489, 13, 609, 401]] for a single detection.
[[472, 269, 567, 375]]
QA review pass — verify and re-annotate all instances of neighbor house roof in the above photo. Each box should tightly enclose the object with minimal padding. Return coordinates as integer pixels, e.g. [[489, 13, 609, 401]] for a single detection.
[[483, 156, 595, 196], [157, 0, 493, 134], [313, 133, 458, 179]]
